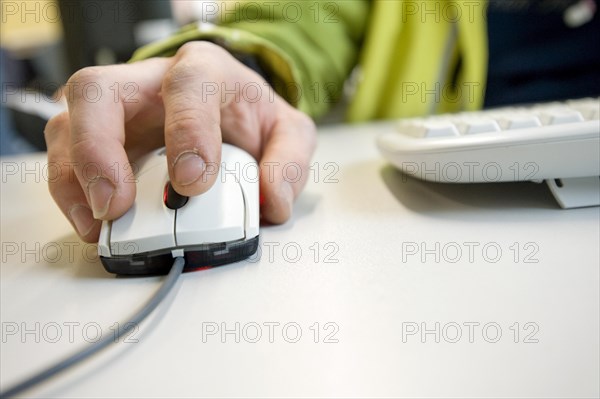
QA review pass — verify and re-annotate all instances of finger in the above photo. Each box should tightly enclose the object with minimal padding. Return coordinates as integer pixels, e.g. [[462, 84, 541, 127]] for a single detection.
[[161, 42, 231, 196], [66, 59, 171, 220], [259, 104, 317, 224], [218, 68, 272, 161], [45, 112, 101, 242]]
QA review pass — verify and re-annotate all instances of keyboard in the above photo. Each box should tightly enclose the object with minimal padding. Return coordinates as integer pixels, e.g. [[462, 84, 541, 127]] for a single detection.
[[377, 98, 600, 208]]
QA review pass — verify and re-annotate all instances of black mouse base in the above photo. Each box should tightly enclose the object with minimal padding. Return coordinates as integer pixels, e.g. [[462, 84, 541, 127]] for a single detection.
[[100, 236, 259, 275]]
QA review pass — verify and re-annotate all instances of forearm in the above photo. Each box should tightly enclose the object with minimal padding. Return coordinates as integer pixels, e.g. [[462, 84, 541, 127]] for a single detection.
[[131, 1, 370, 118]]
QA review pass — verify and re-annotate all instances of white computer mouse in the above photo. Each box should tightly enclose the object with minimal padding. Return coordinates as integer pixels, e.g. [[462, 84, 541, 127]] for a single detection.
[[97, 144, 259, 275]]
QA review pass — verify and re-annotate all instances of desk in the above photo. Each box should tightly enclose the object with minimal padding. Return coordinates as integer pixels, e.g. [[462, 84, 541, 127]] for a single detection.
[[1, 122, 599, 398]]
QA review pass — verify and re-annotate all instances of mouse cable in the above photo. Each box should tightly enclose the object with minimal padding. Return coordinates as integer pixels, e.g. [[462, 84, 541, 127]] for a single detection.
[[0, 256, 185, 398]]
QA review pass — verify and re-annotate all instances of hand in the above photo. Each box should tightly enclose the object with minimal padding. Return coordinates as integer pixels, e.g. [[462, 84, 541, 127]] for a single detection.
[[45, 41, 316, 243]]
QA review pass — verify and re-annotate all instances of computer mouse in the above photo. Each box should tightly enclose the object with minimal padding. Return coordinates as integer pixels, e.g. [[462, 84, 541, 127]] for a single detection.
[[97, 144, 259, 275]]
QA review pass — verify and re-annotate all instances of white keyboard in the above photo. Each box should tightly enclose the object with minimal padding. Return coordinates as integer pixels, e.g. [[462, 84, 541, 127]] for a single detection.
[[377, 98, 600, 208]]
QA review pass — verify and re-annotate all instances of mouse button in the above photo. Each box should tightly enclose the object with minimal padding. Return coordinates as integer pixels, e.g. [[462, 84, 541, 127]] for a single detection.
[[164, 182, 189, 210], [130, 148, 168, 178], [98, 220, 111, 257], [110, 164, 176, 256], [175, 180, 245, 245], [221, 144, 260, 238], [237, 166, 260, 239]]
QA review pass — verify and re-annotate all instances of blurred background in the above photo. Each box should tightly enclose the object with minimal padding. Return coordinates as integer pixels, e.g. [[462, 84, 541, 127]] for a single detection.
[[1, 0, 218, 156]]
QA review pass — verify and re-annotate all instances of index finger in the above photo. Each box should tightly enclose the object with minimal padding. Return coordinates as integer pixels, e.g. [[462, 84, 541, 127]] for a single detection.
[[65, 58, 172, 220]]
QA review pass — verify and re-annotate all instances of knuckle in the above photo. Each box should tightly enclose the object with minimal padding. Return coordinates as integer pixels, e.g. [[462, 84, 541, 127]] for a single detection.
[[167, 44, 227, 86], [68, 66, 104, 86], [69, 66, 104, 83], [70, 132, 95, 152], [163, 61, 199, 90], [44, 112, 70, 142], [165, 111, 203, 137], [177, 41, 225, 58], [65, 66, 105, 103], [47, 178, 62, 198], [70, 135, 99, 166], [47, 169, 69, 199]]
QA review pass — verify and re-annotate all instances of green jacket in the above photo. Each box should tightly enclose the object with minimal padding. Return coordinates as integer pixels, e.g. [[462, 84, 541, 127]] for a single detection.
[[131, 0, 488, 122]]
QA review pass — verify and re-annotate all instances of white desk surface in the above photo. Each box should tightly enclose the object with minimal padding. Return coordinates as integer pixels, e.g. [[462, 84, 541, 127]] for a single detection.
[[1, 122, 599, 398]]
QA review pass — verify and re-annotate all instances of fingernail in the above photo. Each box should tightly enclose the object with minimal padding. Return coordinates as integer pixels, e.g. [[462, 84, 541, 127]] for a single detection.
[[69, 204, 96, 237], [174, 151, 206, 186], [87, 177, 115, 219]]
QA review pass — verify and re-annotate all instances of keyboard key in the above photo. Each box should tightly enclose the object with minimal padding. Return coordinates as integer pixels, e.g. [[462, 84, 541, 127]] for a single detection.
[[566, 97, 595, 106], [569, 103, 600, 120], [422, 122, 461, 138], [540, 110, 585, 125], [456, 118, 501, 134], [394, 98, 599, 140], [398, 121, 460, 138], [498, 116, 542, 130]]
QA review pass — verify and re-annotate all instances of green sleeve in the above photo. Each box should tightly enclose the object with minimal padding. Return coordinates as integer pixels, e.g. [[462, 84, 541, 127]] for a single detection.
[[130, 1, 370, 118]]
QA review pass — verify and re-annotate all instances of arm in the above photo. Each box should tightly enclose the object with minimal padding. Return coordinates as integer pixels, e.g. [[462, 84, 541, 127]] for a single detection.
[[131, 1, 370, 118], [45, 1, 369, 243]]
